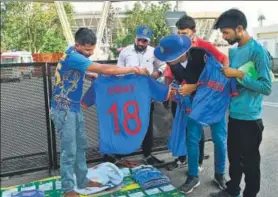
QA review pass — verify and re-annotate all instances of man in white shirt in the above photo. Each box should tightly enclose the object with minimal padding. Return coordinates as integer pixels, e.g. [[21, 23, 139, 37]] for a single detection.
[[116, 26, 166, 165]]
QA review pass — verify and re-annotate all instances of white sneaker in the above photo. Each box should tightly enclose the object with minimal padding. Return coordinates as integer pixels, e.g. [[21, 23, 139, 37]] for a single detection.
[[198, 165, 204, 172]]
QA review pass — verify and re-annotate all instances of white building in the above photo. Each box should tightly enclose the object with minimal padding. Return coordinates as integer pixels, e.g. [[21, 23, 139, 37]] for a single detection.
[[253, 24, 278, 58]]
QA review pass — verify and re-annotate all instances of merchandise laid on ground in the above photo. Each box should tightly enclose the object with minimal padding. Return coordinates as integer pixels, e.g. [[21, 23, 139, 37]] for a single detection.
[[0, 162, 186, 197]]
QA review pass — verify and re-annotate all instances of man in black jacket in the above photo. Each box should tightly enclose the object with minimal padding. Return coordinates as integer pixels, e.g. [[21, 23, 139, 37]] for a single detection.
[[155, 34, 227, 194]]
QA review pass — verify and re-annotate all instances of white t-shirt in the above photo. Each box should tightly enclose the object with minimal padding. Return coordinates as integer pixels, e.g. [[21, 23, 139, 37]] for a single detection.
[[117, 45, 166, 74]]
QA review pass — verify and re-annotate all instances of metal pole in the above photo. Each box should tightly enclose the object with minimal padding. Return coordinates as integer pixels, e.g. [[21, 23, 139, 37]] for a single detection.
[[47, 63, 58, 170], [54, 1, 74, 45], [42, 63, 54, 172]]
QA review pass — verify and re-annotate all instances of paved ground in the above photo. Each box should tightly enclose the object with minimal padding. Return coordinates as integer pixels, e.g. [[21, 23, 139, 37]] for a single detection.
[[1, 81, 278, 197]]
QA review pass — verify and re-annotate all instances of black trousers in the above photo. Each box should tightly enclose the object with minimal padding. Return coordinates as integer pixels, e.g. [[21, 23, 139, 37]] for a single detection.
[[142, 103, 154, 157], [171, 101, 205, 165], [226, 117, 264, 197]]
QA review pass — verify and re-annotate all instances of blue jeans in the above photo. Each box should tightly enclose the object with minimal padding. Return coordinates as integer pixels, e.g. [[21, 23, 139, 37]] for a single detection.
[[51, 110, 89, 193], [187, 117, 227, 176]]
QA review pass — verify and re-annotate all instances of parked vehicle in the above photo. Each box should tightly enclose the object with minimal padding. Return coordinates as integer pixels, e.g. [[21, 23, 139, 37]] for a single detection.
[[271, 58, 278, 76], [0, 51, 34, 82]]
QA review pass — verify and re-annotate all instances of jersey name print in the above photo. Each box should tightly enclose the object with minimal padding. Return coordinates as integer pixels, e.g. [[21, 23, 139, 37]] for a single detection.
[[189, 53, 238, 126], [82, 74, 169, 154]]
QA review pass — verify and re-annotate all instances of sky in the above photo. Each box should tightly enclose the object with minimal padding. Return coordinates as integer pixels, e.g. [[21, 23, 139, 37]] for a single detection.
[[71, 1, 278, 35]]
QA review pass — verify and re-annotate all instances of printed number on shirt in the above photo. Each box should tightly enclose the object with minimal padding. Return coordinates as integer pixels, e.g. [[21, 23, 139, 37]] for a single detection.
[[108, 100, 141, 135]]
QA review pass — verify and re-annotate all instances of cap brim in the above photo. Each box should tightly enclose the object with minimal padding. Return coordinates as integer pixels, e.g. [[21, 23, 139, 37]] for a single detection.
[[136, 35, 150, 41], [154, 36, 191, 62]]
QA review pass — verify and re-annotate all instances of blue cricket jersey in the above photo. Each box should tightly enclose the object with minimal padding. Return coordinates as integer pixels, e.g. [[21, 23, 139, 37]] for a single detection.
[[168, 82, 191, 157], [188, 53, 238, 126], [82, 74, 169, 154]]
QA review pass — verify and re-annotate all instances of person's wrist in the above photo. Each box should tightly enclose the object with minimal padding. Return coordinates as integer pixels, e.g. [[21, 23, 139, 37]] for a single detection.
[[132, 66, 138, 73], [151, 72, 159, 78], [237, 70, 245, 79]]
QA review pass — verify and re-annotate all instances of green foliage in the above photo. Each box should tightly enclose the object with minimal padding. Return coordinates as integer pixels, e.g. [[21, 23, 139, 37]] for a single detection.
[[112, 1, 172, 57], [1, 2, 74, 53]]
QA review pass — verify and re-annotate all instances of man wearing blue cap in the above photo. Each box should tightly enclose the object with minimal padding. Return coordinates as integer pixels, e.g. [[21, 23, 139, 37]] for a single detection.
[[111, 25, 166, 165], [154, 34, 227, 194]]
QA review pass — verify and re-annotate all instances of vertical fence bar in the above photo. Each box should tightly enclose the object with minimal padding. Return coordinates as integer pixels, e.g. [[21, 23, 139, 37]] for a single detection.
[[47, 63, 58, 170], [42, 63, 54, 171]]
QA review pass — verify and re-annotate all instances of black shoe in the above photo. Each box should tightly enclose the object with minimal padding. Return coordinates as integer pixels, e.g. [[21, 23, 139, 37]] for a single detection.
[[179, 176, 200, 194], [209, 190, 241, 197], [203, 154, 210, 160], [167, 158, 187, 171], [103, 154, 121, 163], [214, 173, 227, 190], [143, 154, 164, 165]]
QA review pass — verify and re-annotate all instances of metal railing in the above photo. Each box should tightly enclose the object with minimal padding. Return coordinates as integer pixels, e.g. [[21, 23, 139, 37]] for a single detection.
[[0, 63, 52, 177]]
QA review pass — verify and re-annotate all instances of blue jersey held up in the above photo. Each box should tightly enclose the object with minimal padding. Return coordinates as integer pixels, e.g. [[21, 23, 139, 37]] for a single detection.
[[81, 74, 169, 155], [168, 83, 191, 157], [188, 53, 238, 126]]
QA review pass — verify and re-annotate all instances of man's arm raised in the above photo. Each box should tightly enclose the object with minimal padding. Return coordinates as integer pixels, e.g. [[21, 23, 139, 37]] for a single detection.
[[87, 62, 149, 75]]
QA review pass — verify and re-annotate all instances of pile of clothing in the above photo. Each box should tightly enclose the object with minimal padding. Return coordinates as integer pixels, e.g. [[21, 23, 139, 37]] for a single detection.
[[74, 162, 124, 195], [132, 165, 171, 189]]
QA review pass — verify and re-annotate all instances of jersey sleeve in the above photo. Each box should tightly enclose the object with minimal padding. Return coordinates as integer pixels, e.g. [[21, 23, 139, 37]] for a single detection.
[[81, 81, 96, 109], [197, 39, 228, 64], [148, 77, 170, 101], [67, 52, 92, 72], [153, 57, 166, 73], [229, 78, 239, 96], [163, 64, 174, 79], [241, 48, 272, 95]]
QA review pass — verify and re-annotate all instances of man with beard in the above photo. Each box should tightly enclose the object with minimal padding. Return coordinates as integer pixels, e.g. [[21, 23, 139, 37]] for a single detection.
[[210, 9, 272, 197], [110, 26, 166, 165]]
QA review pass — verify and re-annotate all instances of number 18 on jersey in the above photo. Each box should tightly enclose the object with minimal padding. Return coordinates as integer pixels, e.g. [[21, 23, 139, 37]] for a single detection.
[[82, 74, 169, 154]]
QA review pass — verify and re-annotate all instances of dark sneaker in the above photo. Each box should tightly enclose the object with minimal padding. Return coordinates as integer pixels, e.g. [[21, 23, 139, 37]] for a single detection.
[[143, 154, 164, 165], [214, 173, 227, 190], [179, 176, 200, 194], [167, 159, 187, 171], [209, 190, 241, 197], [103, 154, 121, 163], [203, 154, 210, 160]]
